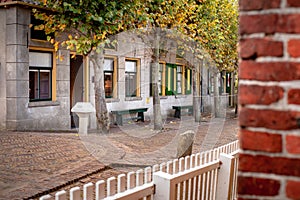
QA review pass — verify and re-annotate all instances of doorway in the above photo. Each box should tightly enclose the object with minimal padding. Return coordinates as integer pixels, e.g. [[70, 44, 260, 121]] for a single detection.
[[70, 55, 83, 128]]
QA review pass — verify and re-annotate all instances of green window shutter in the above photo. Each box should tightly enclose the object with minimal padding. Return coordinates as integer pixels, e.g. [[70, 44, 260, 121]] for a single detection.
[[166, 64, 176, 95]]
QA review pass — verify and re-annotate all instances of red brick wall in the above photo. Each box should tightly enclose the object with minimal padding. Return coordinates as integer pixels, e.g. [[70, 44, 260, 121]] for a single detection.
[[238, 0, 300, 199]]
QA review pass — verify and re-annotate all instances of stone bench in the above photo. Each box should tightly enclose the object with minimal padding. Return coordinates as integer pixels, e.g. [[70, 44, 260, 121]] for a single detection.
[[111, 108, 148, 126], [172, 105, 193, 118]]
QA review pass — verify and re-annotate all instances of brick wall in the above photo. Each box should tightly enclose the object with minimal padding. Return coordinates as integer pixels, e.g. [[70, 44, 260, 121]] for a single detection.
[[238, 0, 300, 199]]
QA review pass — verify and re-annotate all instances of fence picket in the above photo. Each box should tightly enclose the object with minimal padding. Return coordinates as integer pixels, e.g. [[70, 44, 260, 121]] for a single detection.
[[83, 182, 93, 200], [127, 171, 135, 190], [55, 190, 66, 200], [179, 157, 185, 172], [95, 180, 105, 200], [39, 194, 51, 200], [152, 164, 159, 173], [70, 186, 81, 200], [190, 154, 196, 169], [144, 167, 152, 183], [136, 169, 144, 186], [166, 160, 173, 174], [107, 177, 116, 197], [118, 174, 126, 193], [173, 159, 179, 174], [160, 162, 166, 172]]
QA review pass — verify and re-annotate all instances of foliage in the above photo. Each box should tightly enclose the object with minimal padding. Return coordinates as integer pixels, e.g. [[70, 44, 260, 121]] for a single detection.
[[34, 0, 147, 55], [190, 0, 239, 72]]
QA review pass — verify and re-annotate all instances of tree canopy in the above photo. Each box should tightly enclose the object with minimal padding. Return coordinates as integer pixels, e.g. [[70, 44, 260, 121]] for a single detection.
[[191, 0, 239, 72], [34, 0, 147, 55], [34, 0, 238, 71]]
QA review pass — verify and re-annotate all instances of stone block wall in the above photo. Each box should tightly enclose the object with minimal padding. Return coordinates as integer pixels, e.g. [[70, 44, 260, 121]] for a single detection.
[[238, 0, 300, 199]]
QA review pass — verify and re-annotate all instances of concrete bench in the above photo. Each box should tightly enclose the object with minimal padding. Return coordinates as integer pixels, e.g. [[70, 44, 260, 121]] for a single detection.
[[111, 108, 148, 126], [172, 105, 193, 118]]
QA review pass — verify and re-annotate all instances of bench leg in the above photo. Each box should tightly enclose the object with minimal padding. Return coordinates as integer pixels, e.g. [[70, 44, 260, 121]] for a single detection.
[[137, 112, 145, 122], [174, 109, 181, 118], [188, 108, 193, 115], [116, 114, 123, 126]]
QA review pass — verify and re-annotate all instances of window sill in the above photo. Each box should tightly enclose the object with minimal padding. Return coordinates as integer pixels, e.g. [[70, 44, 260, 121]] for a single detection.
[[160, 96, 168, 99], [28, 101, 60, 108], [125, 97, 142, 101], [105, 98, 120, 103]]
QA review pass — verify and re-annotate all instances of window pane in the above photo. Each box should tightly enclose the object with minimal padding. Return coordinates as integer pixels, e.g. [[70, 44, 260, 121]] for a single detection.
[[29, 52, 52, 67], [125, 73, 136, 97], [177, 66, 182, 94], [29, 70, 39, 99], [104, 58, 114, 71], [125, 60, 137, 72], [39, 70, 51, 99], [104, 72, 113, 98]]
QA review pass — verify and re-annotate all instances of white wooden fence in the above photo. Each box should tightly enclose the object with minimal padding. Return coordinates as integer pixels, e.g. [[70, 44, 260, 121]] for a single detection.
[[40, 140, 239, 200]]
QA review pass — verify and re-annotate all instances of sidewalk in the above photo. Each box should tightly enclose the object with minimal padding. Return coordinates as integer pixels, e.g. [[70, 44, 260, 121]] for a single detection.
[[0, 109, 238, 199]]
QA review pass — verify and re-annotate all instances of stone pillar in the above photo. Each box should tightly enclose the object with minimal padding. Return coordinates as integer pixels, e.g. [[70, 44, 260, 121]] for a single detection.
[[5, 7, 30, 130]]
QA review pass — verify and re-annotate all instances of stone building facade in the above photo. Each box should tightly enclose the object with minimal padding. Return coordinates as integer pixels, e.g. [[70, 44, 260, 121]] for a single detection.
[[0, 1, 221, 131]]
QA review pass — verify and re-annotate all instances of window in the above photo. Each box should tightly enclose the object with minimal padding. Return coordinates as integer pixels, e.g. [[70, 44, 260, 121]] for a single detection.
[[150, 63, 164, 96], [104, 58, 115, 98], [154, 63, 192, 96], [29, 51, 53, 101], [177, 65, 183, 94], [125, 59, 140, 97]]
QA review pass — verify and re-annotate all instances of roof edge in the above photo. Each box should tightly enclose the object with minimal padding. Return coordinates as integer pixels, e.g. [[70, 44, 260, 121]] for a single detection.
[[0, 1, 44, 10]]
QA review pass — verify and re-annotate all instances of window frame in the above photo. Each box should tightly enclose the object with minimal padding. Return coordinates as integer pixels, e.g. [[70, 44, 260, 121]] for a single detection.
[[29, 48, 56, 102], [125, 58, 140, 98], [156, 63, 192, 96], [104, 56, 118, 99]]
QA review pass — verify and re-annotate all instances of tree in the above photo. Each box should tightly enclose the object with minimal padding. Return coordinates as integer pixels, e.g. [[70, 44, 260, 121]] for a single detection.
[[34, 0, 147, 133], [191, 0, 239, 72], [137, 0, 198, 129], [186, 0, 239, 117]]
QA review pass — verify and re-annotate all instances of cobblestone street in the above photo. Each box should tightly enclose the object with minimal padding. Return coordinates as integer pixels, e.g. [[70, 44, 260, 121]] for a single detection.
[[0, 109, 238, 199]]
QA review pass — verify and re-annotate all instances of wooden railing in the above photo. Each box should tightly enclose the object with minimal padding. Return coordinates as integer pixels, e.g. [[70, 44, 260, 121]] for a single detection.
[[40, 140, 239, 200]]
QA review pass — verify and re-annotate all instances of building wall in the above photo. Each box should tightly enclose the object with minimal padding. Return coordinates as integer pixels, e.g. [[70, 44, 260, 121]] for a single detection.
[[88, 33, 199, 128], [1, 5, 71, 131], [238, 0, 300, 199], [0, 8, 7, 130]]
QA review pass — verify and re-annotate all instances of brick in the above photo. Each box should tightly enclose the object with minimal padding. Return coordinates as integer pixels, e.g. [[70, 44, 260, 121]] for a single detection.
[[276, 14, 300, 33], [286, 180, 300, 199], [240, 38, 283, 59], [240, 130, 282, 153], [287, 0, 300, 7], [239, 0, 281, 11], [239, 108, 300, 130], [239, 14, 277, 35], [240, 14, 300, 34], [239, 154, 300, 177], [288, 39, 300, 57], [286, 135, 300, 154], [239, 61, 300, 81], [288, 89, 300, 105], [239, 85, 284, 105], [238, 176, 280, 196]]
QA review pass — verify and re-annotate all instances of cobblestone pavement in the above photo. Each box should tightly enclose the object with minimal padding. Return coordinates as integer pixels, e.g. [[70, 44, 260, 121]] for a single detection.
[[0, 109, 238, 200]]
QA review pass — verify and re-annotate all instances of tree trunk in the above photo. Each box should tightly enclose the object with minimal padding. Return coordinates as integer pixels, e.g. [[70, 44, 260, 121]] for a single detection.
[[213, 68, 219, 118], [152, 30, 163, 130], [90, 50, 110, 134], [192, 65, 201, 122]]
